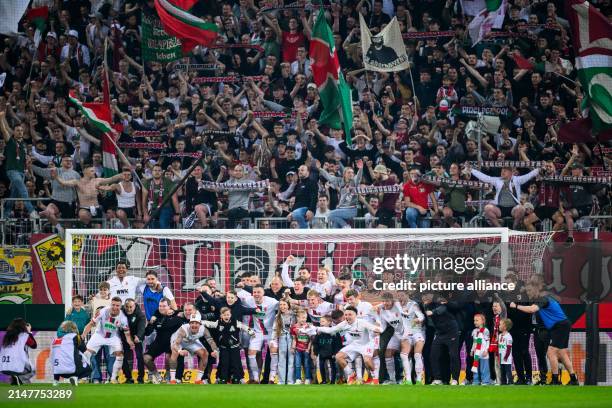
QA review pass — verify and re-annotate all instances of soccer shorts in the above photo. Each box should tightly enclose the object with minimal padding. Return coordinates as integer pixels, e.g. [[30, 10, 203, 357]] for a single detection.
[[402, 331, 425, 345], [248, 332, 269, 352], [146, 339, 172, 359], [339, 343, 367, 362], [171, 333, 205, 354], [387, 332, 403, 350], [87, 333, 123, 354], [549, 320, 571, 349]]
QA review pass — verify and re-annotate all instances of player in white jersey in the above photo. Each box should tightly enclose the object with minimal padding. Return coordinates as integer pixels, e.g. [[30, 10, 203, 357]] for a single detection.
[[331, 274, 355, 307], [397, 292, 426, 384], [309, 266, 336, 298], [51, 321, 91, 386], [306, 290, 335, 326], [346, 290, 380, 384], [168, 315, 219, 384], [376, 293, 405, 384], [106, 261, 146, 303], [305, 306, 381, 385], [237, 284, 279, 383], [82, 297, 135, 383]]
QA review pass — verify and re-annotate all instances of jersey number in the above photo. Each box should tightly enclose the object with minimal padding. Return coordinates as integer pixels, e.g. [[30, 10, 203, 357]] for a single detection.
[[1, 356, 10, 363], [54, 359, 59, 366]]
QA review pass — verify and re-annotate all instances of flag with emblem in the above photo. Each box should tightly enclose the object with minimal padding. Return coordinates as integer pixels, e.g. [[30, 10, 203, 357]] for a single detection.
[[468, 0, 507, 45]]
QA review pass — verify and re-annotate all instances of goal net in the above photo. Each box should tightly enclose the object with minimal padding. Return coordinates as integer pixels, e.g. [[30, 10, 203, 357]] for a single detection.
[[63, 228, 553, 309]]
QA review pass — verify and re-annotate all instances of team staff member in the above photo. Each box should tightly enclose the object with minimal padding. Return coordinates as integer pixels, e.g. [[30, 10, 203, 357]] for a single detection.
[[51, 321, 92, 386], [122, 299, 147, 384], [510, 281, 579, 385]]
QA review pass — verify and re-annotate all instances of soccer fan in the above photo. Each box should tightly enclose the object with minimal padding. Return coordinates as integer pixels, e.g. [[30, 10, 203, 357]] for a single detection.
[[82, 297, 135, 384], [468, 164, 540, 229], [403, 167, 439, 228], [53, 163, 123, 227], [51, 321, 91, 386], [121, 299, 146, 384], [470, 314, 491, 385], [0, 318, 36, 385], [497, 319, 514, 385], [290, 309, 315, 384], [141, 164, 180, 229], [143, 298, 184, 384], [168, 315, 218, 384], [203, 307, 255, 384], [237, 284, 279, 383], [97, 167, 141, 228], [270, 299, 296, 384], [64, 295, 90, 334], [312, 315, 340, 384], [510, 281, 579, 385], [316, 159, 364, 228]]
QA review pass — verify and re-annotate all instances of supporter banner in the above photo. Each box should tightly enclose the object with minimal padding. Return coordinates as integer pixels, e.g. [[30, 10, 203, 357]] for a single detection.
[[200, 180, 269, 192], [203, 129, 236, 137], [30, 234, 84, 304], [252, 110, 308, 120], [132, 130, 163, 137], [192, 75, 266, 84], [0, 248, 33, 304], [175, 63, 219, 71], [422, 175, 491, 189], [141, 10, 182, 63], [457, 105, 510, 117], [208, 43, 264, 53], [163, 152, 203, 159], [542, 175, 612, 184], [402, 31, 455, 39], [470, 160, 544, 168], [360, 15, 410, 72], [118, 142, 167, 150], [355, 184, 402, 194]]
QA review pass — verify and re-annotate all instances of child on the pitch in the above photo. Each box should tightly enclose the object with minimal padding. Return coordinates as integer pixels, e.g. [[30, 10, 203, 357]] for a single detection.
[[312, 315, 338, 384], [498, 319, 514, 385], [203, 307, 255, 384], [470, 314, 491, 385], [291, 309, 314, 384]]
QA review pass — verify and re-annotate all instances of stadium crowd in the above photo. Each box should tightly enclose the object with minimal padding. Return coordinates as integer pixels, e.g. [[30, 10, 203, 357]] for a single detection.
[[0, 258, 581, 386], [0, 0, 610, 245]]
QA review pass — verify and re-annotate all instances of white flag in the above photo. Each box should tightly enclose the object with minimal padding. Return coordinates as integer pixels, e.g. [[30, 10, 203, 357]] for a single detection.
[[0, 1, 30, 35], [468, 0, 507, 45], [460, 0, 487, 17], [360, 14, 410, 72]]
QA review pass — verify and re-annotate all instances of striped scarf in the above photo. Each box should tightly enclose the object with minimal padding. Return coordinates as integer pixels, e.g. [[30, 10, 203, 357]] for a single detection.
[[472, 327, 486, 373], [489, 314, 500, 354]]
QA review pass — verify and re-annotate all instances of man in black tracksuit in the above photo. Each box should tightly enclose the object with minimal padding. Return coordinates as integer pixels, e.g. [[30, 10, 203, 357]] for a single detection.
[[122, 300, 146, 383], [289, 165, 318, 228], [505, 285, 534, 384], [424, 294, 461, 384], [143, 299, 185, 382]]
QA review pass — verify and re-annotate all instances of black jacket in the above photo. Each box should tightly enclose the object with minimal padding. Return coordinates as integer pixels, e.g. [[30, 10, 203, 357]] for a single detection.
[[293, 177, 318, 212], [122, 303, 146, 340], [425, 303, 459, 336], [194, 292, 220, 321], [200, 291, 257, 321]]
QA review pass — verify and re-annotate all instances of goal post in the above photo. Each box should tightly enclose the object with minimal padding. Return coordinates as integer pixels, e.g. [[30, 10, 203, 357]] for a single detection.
[[63, 227, 553, 312]]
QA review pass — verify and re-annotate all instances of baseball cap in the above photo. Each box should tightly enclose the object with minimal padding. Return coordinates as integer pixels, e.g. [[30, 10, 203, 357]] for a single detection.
[[68, 30, 79, 38], [307, 83, 317, 90], [189, 313, 201, 323], [373, 164, 388, 175], [46, 32, 57, 40]]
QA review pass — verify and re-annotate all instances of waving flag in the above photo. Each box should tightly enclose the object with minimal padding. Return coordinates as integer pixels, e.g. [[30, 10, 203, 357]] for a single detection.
[[68, 70, 119, 178], [154, 0, 219, 54], [26, 6, 49, 47], [561, 0, 612, 141], [310, 9, 353, 143], [468, 0, 507, 45]]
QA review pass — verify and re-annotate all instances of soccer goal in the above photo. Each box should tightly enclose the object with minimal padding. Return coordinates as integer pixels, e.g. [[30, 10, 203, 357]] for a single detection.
[[63, 228, 554, 310]]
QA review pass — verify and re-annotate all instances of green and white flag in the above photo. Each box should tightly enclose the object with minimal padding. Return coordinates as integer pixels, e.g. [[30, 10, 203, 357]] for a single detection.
[[310, 9, 354, 143], [468, 0, 507, 45], [141, 9, 182, 62]]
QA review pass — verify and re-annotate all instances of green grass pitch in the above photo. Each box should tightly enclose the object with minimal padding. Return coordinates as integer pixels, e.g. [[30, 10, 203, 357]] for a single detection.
[[0, 384, 611, 408]]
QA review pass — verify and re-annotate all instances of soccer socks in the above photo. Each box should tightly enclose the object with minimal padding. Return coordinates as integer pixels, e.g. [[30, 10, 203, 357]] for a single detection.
[[197, 370, 205, 381], [414, 353, 424, 381], [111, 356, 123, 381], [269, 353, 278, 381], [400, 353, 412, 381], [170, 370, 176, 381], [343, 364, 354, 379], [83, 350, 93, 366], [372, 356, 380, 380], [248, 355, 259, 382], [355, 358, 363, 381], [385, 358, 396, 382]]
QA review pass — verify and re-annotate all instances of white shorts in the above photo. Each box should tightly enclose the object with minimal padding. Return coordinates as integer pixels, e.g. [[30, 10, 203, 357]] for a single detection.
[[87, 333, 123, 354], [248, 332, 269, 352], [387, 332, 403, 350], [339, 343, 367, 362], [171, 334, 205, 355], [401, 331, 425, 345]]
